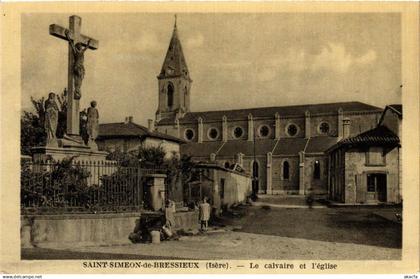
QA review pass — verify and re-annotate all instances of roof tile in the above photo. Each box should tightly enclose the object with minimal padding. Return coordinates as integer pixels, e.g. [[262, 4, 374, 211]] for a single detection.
[[158, 101, 382, 125]]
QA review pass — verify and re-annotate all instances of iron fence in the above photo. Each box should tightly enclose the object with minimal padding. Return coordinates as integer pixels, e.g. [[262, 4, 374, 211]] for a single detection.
[[21, 159, 166, 214]]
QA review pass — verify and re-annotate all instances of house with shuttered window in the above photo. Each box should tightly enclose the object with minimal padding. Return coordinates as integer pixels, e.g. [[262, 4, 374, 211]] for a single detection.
[[327, 105, 402, 204]]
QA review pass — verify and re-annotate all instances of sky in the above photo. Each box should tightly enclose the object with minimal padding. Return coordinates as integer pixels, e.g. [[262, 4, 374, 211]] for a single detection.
[[21, 13, 401, 126]]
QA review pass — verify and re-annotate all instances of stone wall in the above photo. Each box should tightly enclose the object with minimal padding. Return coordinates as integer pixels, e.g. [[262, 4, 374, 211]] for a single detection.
[[21, 213, 140, 248], [310, 115, 339, 137], [344, 146, 400, 203], [304, 155, 328, 195], [347, 113, 379, 138], [97, 138, 139, 153], [271, 156, 300, 194], [243, 156, 267, 193]]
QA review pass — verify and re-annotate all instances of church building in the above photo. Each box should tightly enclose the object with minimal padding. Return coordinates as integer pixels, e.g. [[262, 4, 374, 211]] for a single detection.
[[154, 20, 387, 197]]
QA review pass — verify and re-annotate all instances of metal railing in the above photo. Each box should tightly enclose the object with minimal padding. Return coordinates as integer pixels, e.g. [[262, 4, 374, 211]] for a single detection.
[[21, 159, 166, 214]]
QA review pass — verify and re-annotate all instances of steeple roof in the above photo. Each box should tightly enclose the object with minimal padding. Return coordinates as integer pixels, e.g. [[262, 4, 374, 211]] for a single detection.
[[158, 16, 191, 80]]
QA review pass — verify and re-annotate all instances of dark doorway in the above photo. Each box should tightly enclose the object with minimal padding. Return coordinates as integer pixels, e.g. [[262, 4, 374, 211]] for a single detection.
[[252, 161, 259, 194], [376, 174, 387, 202], [367, 173, 387, 202]]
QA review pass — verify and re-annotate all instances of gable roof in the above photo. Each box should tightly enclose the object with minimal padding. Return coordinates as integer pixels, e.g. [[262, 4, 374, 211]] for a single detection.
[[388, 104, 402, 116], [157, 101, 382, 125], [327, 125, 400, 152], [98, 122, 185, 143], [378, 104, 403, 128]]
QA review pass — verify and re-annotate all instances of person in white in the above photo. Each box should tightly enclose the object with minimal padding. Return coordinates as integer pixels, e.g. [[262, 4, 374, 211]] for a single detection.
[[199, 197, 210, 232]]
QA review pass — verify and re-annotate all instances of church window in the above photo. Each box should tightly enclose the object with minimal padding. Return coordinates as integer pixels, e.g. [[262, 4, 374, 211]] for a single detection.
[[286, 123, 298, 137], [184, 86, 188, 106], [258, 125, 271, 138], [319, 122, 330, 134], [208, 128, 219, 140], [283, 161, 290, 180], [167, 83, 174, 108], [184, 128, 195, 141], [233, 127, 244, 138], [314, 160, 321, 179]]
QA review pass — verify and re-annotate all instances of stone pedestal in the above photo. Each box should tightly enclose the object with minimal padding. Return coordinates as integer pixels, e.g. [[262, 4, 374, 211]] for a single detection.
[[145, 174, 167, 211], [32, 139, 108, 162]]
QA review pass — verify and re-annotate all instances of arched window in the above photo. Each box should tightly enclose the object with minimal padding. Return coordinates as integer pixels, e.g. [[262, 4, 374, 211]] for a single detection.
[[283, 161, 290, 180], [314, 160, 321, 179], [184, 86, 187, 107], [167, 83, 174, 108]]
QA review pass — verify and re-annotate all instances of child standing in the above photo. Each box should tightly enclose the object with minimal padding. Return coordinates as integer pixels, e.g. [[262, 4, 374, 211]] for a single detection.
[[199, 197, 210, 232]]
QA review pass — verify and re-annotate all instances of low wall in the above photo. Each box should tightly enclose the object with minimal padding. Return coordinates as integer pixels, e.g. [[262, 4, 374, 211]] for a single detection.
[[173, 210, 199, 231], [21, 213, 140, 249]]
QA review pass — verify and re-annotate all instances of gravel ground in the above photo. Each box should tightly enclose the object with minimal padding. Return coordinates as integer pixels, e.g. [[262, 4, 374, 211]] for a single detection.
[[22, 230, 400, 260], [22, 206, 402, 260]]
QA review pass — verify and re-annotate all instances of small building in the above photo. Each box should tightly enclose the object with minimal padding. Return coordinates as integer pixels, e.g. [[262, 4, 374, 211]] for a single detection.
[[185, 162, 252, 214], [327, 114, 401, 204], [96, 116, 185, 159]]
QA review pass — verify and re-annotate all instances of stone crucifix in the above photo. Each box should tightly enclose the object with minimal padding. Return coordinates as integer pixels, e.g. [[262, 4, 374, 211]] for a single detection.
[[49, 15, 98, 137]]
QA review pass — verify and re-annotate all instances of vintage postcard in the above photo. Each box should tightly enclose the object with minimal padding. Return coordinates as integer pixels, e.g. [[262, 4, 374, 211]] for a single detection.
[[0, 2, 419, 276]]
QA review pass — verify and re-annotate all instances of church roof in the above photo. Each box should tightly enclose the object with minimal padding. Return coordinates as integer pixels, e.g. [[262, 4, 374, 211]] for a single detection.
[[180, 136, 339, 158], [327, 125, 400, 152], [217, 139, 276, 157], [180, 141, 222, 157], [305, 136, 339, 154], [157, 102, 382, 125], [157, 19, 190, 80], [98, 121, 185, 143]]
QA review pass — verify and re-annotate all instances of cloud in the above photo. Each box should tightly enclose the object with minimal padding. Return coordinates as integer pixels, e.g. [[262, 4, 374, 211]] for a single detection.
[[186, 33, 204, 48], [312, 43, 377, 73], [355, 49, 377, 65], [135, 32, 162, 52]]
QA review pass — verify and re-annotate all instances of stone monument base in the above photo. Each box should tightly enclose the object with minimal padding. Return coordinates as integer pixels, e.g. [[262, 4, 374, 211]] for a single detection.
[[31, 145, 108, 162]]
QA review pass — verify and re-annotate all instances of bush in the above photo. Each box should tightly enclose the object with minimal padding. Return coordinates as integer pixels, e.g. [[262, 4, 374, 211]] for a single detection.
[[21, 157, 91, 209]]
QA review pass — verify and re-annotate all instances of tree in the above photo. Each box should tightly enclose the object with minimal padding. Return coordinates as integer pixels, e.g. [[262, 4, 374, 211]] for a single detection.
[[21, 110, 46, 155]]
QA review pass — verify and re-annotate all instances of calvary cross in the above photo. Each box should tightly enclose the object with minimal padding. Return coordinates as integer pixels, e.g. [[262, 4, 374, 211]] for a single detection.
[[49, 15, 98, 137]]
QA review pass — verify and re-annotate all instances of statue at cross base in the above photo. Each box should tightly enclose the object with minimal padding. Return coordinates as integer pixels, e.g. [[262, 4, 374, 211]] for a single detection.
[[86, 100, 99, 150], [65, 29, 91, 100]]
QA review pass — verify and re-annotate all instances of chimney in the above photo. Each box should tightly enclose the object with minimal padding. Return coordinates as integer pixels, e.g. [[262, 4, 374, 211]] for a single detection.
[[235, 153, 244, 166], [148, 119, 154, 131], [343, 117, 351, 138], [124, 117, 129, 124]]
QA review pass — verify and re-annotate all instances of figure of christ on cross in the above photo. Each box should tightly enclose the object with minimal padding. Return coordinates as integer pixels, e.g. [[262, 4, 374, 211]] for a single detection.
[[49, 15, 98, 137], [65, 29, 91, 100]]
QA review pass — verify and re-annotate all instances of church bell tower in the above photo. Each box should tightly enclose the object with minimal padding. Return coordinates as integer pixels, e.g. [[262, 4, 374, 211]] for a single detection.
[[156, 15, 192, 122]]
